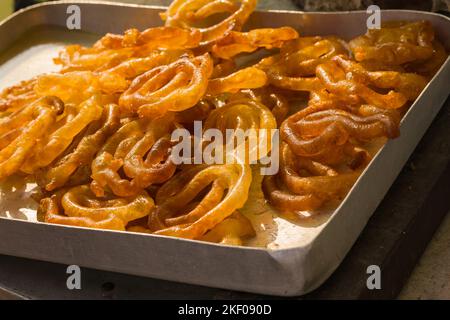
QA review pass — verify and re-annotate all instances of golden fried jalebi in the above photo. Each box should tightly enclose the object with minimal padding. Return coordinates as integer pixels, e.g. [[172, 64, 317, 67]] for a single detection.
[[255, 37, 348, 91], [207, 67, 267, 95], [37, 104, 121, 191], [0, 0, 447, 244], [263, 143, 368, 214], [349, 21, 435, 65], [55, 44, 134, 73], [41, 185, 154, 231], [406, 40, 448, 77], [162, 0, 257, 47], [102, 49, 186, 80], [281, 107, 400, 162], [21, 95, 104, 174], [236, 87, 290, 126], [55, 26, 200, 73], [332, 55, 427, 101], [119, 53, 213, 118], [0, 78, 38, 112], [95, 27, 201, 51], [204, 98, 277, 162], [316, 59, 408, 109], [35, 71, 127, 104], [148, 157, 252, 239], [212, 27, 299, 59], [0, 96, 63, 180], [122, 131, 176, 191], [91, 114, 176, 197]]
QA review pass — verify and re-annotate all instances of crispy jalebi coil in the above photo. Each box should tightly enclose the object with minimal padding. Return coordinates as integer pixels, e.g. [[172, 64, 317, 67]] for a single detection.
[[238, 87, 290, 126], [256, 37, 347, 91], [21, 95, 104, 174], [94, 27, 201, 50], [37, 104, 121, 191], [102, 49, 187, 80], [212, 27, 299, 59], [91, 115, 176, 197], [406, 40, 448, 77], [55, 27, 200, 73], [41, 185, 154, 231], [119, 53, 213, 118], [207, 67, 267, 95], [268, 36, 348, 74], [161, 0, 257, 47], [199, 211, 255, 245], [0, 78, 38, 112], [55, 44, 135, 73], [35, 71, 127, 104], [122, 134, 176, 190], [262, 143, 368, 214], [307, 87, 361, 113], [204, 98, 277, 162], [281, 107, 400, 163], [148, 157, 252, 239], [332, 55, 428, 101], [349, 20, 435, 65], [0, 96, 63, 180], [316, 59, 408, 109]]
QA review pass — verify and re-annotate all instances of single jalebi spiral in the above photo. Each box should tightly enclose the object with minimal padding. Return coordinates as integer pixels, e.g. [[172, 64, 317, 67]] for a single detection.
[[204, 98, 277, 163], [148, 155, 252, 239], [316, 59, 408, 109], [119, 53, 213, 118], [255, 36, 348, 91], [349, 21, 435, 65], [94, 26, 201, 51], [91, 114, 176, 197], [0, 96, 64, 180], [331, 55, 428, 101], [21, 95, 104, 174], [0, 78, 38, 113], [262, 143, 369, 215], [281, 106, 400, 164], [212, 27, 299, 59], [101, 49, 187, 80], [41, 185, 154, 231], [37, 104, 121, 191], [161, 0, 258, 47]]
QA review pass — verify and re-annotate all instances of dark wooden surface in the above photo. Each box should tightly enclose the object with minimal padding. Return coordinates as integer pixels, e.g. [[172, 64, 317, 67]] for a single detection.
[[0, 95, 449, 300]]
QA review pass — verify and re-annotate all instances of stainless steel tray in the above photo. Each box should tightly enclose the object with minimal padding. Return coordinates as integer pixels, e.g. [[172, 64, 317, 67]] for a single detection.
[[0, 1, 449, 296]]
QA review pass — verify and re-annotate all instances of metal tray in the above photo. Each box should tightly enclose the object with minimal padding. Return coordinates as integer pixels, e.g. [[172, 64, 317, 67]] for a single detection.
[[0, 1, 449, 296]]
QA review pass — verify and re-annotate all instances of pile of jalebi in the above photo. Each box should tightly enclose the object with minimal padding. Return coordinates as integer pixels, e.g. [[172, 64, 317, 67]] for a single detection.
[[0, 0, 447, 245]]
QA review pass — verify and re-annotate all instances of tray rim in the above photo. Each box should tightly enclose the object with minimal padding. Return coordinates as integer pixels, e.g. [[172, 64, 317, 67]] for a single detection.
[[5, 0, 450, 23], [0, 0, 449, 254]]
